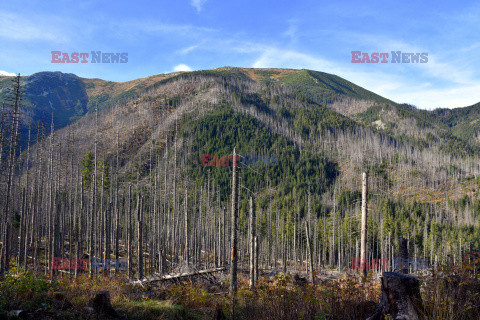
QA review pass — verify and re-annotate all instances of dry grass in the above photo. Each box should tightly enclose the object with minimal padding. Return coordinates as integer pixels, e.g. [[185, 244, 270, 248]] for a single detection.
[[420, 258, 480, 319], [1, 261, 480, 319]]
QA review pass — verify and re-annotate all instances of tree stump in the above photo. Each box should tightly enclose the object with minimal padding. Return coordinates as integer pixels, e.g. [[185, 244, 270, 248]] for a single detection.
[[367, 272, 424, 320], [91, 291, 121, 319]]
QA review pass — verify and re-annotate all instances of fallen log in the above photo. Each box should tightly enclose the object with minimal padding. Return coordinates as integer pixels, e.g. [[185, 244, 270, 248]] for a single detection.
[[131, 266, 227, 285]]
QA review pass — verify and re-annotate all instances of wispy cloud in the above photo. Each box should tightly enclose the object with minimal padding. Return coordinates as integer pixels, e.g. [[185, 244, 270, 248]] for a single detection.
[[137, 21, 213, 35], [347, 32, 477, 85], [190, 0, 207, 12], [0, 10, 68, 43], [178, 45, 199, 55], [107, 19, 216, 42], [284, 19, 298, 43]]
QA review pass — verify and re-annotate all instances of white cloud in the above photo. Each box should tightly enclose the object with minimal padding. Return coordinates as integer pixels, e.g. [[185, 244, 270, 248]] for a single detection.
[[173, 64, 193, 72], [252, 48, 333, 70], [0, 70, 16, 76], [190, 0, 207, 12]]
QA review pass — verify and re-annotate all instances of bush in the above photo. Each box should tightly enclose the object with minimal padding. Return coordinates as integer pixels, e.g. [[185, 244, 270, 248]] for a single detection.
[[0, 267, 57, 312]]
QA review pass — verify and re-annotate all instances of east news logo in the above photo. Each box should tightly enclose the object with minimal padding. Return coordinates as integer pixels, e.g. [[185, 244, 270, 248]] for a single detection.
[[351, 51, 428, 63], [51, 51, 128, 63]]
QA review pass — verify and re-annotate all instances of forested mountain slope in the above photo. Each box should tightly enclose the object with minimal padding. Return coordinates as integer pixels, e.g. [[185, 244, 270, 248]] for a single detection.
[[1, 68, 480, 280]]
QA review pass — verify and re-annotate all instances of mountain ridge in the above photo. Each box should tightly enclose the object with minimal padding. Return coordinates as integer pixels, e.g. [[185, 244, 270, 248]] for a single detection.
[[2, 67, 480, 162]]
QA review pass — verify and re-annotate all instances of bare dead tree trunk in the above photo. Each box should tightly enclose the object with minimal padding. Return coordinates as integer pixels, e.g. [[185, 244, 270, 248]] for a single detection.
[[114, 188, 120, 275], [361, 172, 368, 279], [49, 119, 56, 278], [305, 220, 314, 283], [137, 192, 144, 280], [90, 105, 98, 277], [254, 234, 259, 283], [17, 188, 26, 267], [184, 187, 189, 265], [104, 196, 111, 276], [127, 185, 133, 278], [0, 103, 6, 166], [249, 196, 255, 289], [230, 148, 239, 295], [1, 74, 22, 276]]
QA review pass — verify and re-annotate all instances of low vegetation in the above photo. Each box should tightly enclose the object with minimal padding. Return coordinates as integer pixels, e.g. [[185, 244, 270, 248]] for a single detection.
[[1, 259, 479, 319]]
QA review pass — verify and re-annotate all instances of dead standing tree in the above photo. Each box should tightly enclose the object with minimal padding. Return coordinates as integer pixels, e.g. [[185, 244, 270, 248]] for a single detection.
[[230, 148, 239, 295], [305, 190, 314, 283], [1, 74, 22, 277], [249, 196, 256, 289], [361, 172, 368, 279], [137, 192, 144, 280]]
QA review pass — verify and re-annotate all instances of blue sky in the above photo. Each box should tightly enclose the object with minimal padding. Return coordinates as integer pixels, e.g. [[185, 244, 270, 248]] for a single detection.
[[1, 0, 479, 109]]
